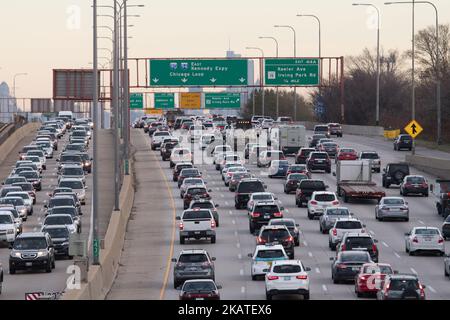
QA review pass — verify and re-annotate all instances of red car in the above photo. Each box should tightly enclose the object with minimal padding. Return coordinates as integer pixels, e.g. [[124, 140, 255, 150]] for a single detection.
[[179, 279, 221, 300], [355, 263, 395, 297], [296, 148, 315, 164], [336, 148, 358, 163], [286, 164, 311, 178]]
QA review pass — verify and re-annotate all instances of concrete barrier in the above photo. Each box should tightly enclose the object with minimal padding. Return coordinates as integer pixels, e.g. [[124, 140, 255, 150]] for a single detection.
[[405, 155, 450, 180], [0, 123, 41, 164], [61, 167, 135, 300], [296, 121, 384, 137]]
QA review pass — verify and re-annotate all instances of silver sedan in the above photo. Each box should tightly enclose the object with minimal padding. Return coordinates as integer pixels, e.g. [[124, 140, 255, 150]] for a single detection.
[[375, 197, 409, 222]]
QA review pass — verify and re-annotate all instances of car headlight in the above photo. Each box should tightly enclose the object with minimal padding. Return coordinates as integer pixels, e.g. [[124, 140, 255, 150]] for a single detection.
[[21, 208, 27, 213], [37, 250, 48, 257], [12, 252, 21, 258], [7, 229, 14, 234], [62, 242, 69, 246]]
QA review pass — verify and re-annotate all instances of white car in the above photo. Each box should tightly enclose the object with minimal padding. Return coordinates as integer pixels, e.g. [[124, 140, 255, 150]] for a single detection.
[[214, 151, 234, 168], [36, 141, 54, 158], [6, 192, 33, 215], [328, 218, 366, 250], [22, 155, 44, 171], [170, 148, 192, 168], [0, 211, 18, 245], [249, 145, 268, 165], [249, 244, 288, 280], [180, 178, 206, 199], [307, 191, 340, 220], [151, 131, 172, 150], [405, 227, 445, 256], [218, 154, 243, 171], [223, 166, 248, 186], [58, 178, 87, 205], [42, 214, 78, 234], [212, 145, 233, 161], [265, 260, 311, 300], [0, 207, 22, 234], [199, 134, 216, 150], [189, 125, 206, 142], [247, 192, 277, 212], [261, 119, 274, 129]]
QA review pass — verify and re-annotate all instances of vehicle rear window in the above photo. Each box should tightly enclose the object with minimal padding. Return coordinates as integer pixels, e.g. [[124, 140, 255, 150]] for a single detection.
[[340, 149, 355, 153], [336, 221, 362, 229], [183, 210, 211, 220], [187, 188, 207, 194], [183, 281, 216, 292], [315, 194, 336, 202], [181, 169, 199, 176], [59, 181, 83, 189], [260, 229, 290, 240], [361, 153, 379, 159], [406, 177, 425, 184], [327, 208, 350, 216], [50, 199, 75, 207], [45, 216, 72, 225], [288, 174, 308, 181], [390, 279, 419, 291], [273, 265, 302, 273], [340, 252, 370, 262], [345, 237, 373, 248], [311, 153, 328, 159], [415, 229, 439, 235], [400, 136, 412, 141], [154, 132, 170, 137], [384, 198, 405, 205], [178, 254, 208, 263], [1, 198, 24, 206], [315, 126, 328, 132], [50, 207, 77, 216], [256, 250, 285, 259], [254, 205, 279, 214], [329, 124, 341, 128], [300, 181, 325, 189], [363, 265, 393, 274], [238, 181, 265, 193], [270, 220, 295, 228], [44, 228, 69, 239], [176, 165, 193, 172]]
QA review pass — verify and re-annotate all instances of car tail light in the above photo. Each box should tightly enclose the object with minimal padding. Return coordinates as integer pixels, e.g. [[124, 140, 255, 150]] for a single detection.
[[336, 264, 346, 269], [412, 237, 419, 243], [405, 183, 412, 188], [211, 220, 216, 229], [341, 244, 346, 251], [359, 275, 369, 282], [267, 275, 279, 281], [274, 212, 283, 218], [251, 212, 261, 218], [332, 200, 339, 205], [257, 237, 266, 244], [372, 244, 378, 253], [421, 183, 428, 188], [179, 222, 184, 231], [287, 236, 294, 243], [438, 237, 444, 244], [201, 261, 211, 268], [400, 207, 408, 211], [419, 284, 425, 297], [310, 200, 318, 205], [227, 173, 233, 177], [332, 228, 337, 236], [296, 275, 308, 280]]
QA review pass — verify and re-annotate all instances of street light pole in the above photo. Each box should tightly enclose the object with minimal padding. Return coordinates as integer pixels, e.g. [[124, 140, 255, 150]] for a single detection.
[[123, 0, 130, 175], [352, 4, 381, 126], [246, 47, 265, 116], [12, 73, 28, 98], [113, 0, 120, 210], [297, 14, 321, 58], [259, 36, 279, 118], [274, 25, 298, 121]]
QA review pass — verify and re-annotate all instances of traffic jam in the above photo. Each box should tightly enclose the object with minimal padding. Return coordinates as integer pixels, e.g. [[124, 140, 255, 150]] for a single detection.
[[0, 114, 93, 296], [136, 114, 450, 301]]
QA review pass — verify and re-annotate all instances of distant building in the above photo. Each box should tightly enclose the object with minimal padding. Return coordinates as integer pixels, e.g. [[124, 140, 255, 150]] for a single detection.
[[0, 82, 17, 123]]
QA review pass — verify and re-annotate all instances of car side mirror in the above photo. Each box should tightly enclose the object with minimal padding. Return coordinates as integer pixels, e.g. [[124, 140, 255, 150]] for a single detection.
[[215, 204, 219, 208], [280, 207, 285, 211], [176, 216, 181, 221], [383, 168, 386, 173], [264, 185, 268, 190], [216, 285, 222, 290], [325, 185, 329, 189], [332, 172, 336, 177], [211, 257, 216, 261], [405, 233, 410, 236], [56, 159, 60, 162], [374, 239, 379, 243], [305, 267, 311, 272], [44, 204, 48, 208], [422, 285, 427, 289], [208, 189, 212, 193], [248, 253, 253, 258], [171, 258, 177, 262], [329, 257, 335, 261], [296, 224, 300, 227], [394, 270, 399, 274], [363, 224, 366, 228]]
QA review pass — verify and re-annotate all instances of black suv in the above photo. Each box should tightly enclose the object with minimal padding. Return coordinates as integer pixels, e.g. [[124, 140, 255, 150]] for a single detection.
[[256, 225, 294, 258], [173, 163, 194, 182], [307, 152, 331, 173], [9, 232, 56, 274], [172, 250, 216, 289], [248, 201, 283, 233], [314, 125, 330, 138], [235, 179, 266, 209], [309, 134, 327, 148], [41, 225, 72, 259], [328, 123, 343, 137], [161, 141, 179, 161], [394, 134, 413, 151], [295, 179, 328, 207], [337, 233, 379, 263], [377, 274, 426, 300], [382, 163, 410, 188]]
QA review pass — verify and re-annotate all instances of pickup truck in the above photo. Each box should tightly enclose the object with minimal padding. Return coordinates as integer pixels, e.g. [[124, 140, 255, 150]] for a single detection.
[[430, 179, 450, 218], [335, 160, 385, 203], [177, 209, 216, 244]]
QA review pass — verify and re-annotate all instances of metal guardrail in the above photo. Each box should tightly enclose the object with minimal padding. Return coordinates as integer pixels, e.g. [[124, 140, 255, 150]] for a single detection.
[[0, 117, 29, 145]]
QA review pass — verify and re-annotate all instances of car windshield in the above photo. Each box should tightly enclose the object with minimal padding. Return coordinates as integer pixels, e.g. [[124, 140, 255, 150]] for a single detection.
[[20, 172, 39, 179], [340, 149, 355, 153], [0, 215, 13, 224], [28, 151, 44, 157], [327, 208, 350, 216], [400, 136, 412, 141], [261, 229, 289, 240], [25, 156, 40, 162], [315, 194, 336, 202], [176, 165, 193, 172], [61, 155, 82, 163], [390, 279, 419, 291], [185, 179, 203, 185], [66, 145, 84, 151], [415, 228, 439, 235], [50, 207, 76, 216], [238, 182, 265, 193], [178, 254, 208, 263], [14, 184, 32, 191], [44, 228, 69, 239], [50, 199, 74, 207], [59, 181, 83, 189], [336, 221, 362, 229], [288, 174, 308, 181], [364, 265, 393, 274], [289, 165, 307, 171], [300, 181, 325, 189], [273, 265, 301, 274], [14, 238, 48, 250], [254, 205, 279, 214], [183, 210, 211, 220], [361, 153, 379, 159], [1, 188, 21, 197], [183, 281, 216, 292], [256, 250, 285, 259], [72, 131, 86, 137], [275, 161, 289, 167], [384, 198, 405, 205], [406, 177, 425, 184], [315, 126, 328, 132], [233, 173, 251, 180], [62, 168, 84, 176], [5, 177, 26, 184], [45, 216, 73, 225], [340, 253, 370, 262], [345, 237, 373, 248], [1, 198, 24, 206], [8, 193, 28, 200], [181, 169, 199, 176]]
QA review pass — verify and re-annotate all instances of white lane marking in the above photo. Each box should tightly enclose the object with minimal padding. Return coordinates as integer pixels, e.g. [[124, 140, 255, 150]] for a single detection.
[[308, 252, 313, 258], [225, 201, 229, 206], [236, 243, 241, 249], [418, 220, 424, 225], [369, 230, 375, 236], [322, 285, 328, 292], [394, 252, 401, 259], [33, 227, 37, 232], [410, 268, 418, 275], [382, 241, 389, 248], [234, 231, 238, 237], [238, 254, 242, 260], [303, 241, 308, 247], [37, 217, 41, 222], [285, 209, 289, 213], [241, 286, 246, 294], [229, 210, 233, 215], [232, 220, 236, 225], [428, 286, 436, 293], [315, 268, 321, 274], [221, 194, 224, 198], [240, 269, 244, 276]]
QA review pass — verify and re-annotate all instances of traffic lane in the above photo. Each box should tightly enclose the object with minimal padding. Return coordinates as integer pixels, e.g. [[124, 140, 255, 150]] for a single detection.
[[0, 134, 93, 300]]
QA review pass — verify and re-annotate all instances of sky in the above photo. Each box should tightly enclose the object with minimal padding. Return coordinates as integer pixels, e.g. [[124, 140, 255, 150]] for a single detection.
[[1, 0, 449, 97]]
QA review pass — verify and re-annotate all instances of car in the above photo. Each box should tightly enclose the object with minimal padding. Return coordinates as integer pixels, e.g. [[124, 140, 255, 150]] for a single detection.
[[307, 191, 340, 220], [235, 179, 267, 209], [172, 249, 216, 289], [359, 151, 381, 173], [377, 274, 426, 300], [268, 218, 300, 247], [261, 119, 274, 130], [308, 134, 327, 148], [317, 142, 339, 158], [394, 134, 413, 151], [58, 178, 87, 205], [306, 152, 331, 173], [405, 227, 445, 256], [177, 168, 202, 188], [295, 179, 328, 208], [257, 150, 285, 168], [331, 251, 373, 284], [172, 163, 194, 182], [249, 145, 268, 165], [12, 182, 36, 204], [41, 225, 72, 259], [265, 260, 311, 300], [286, 164, 310, 177], [45, 196, 80, 216], [335, 148, 358, 163], [268, 160, 290, 178], [314, 125, 330, 137], [276, 116, 292, 123], [284, 173, 309, 194], [59, 164, 86, 185], [6, 192, 33, 215], [170, 148, 192, 168], [212, 145, 233, 159], [161, 141, 180, 161], [179, 279, 221, 300], [382, 163, 410, 188], [188, 125, 206, 143], [9, 232, 56, 274], [221, 162, 244, 180], [223, 167, 248, 186], [0, 197, 28, 221], [57, 153, 84, 171], [22, 155, 45, 171], [0, 186, 23, 199], [0, 211, 18, 246], [319, 207, 353, 234], [400, 175, 428, 197], [443, 215, 450, 240], [17, 171, 42, 191], [445, 254, 450, 278], [46, 206, 81, 227], [151, 131, 172, 150], [295, 148, 315, 165], [249, 201, 284, 234], [375, 197, 409, 221], [337, 233, 379, 262], [219, 154, 243, 171], [48, 187, 73, 198], [72, 152, 92, 173], [189, 199, 220, 227], [180, 178, 205, 199], [355, 263, 395, 297], [249, 244, 289, 280], [228, 172, 252, 192], [36, 141, 54, 159], [257, 225, 295, 259], [26, 150, 46, 168], [0, 206, 23, 235], [182, 186, 212, 210], [329, 218, 366, 250], [246, 192, 277, 212], [177, 209, 216, 244], [42, 213, 79, 234], [328, 123, 343, 137]]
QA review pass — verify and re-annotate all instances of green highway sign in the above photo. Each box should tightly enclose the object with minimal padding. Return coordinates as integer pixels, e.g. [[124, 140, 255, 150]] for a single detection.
[[150, 59, 248, 87], [264, 58, 320, 86], [154, 93, 175, 109], [205, 93, 241, 109], [129, 93, 144, 109]]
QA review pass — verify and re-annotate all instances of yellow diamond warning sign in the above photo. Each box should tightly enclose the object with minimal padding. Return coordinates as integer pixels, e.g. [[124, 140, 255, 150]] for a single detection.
[[404, 120, 423, 139]]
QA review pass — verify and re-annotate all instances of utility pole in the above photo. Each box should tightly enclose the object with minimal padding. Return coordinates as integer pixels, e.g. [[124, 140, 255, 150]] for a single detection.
[[123, 0, 130, 175], [113, 0, 120, 210]]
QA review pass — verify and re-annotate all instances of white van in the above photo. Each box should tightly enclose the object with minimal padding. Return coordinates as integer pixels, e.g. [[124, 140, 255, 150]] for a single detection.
[[58, 111, 74, 121]]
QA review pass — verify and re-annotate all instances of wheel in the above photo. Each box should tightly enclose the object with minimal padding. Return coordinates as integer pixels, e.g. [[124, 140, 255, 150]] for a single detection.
[[179, 236, 185, 245], [266, 293, 272, 300], [303, 292, 310, 300], [249, 223, 255, 234], [9, 266, 15, 275], [333, 277, 339, 284], [356, 291, 363, 298], [307, 211, 314, 220], [405, 217, 409, 222], [211, 236, 216, 244], [252, 275, 257, 281], [424, 192, 429, 197], [46, 261, 52, 273], [174, 280, 180, 289], [445, 268, 449, 277], [52, 259, 56, 269]]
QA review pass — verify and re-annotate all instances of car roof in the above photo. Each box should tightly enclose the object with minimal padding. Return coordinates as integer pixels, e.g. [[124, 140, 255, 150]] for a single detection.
[[382, 196, 405, 200], [335, 218, 360, 223], [342, 232, 371, 238], [50, 206, 77, 210], [255, 244, 285, 251], [271, 260, 304, 267], [59, 178, 83, 182], [51, 195, 74, 200], [312, 191, 335, 196], [179, 249, 208, 255], [17, 232, 47, 239], [260, 225, 289, 231], [254, 201, 277, 206], [42, 225, 69, 230], [45, 214, 73, 218]]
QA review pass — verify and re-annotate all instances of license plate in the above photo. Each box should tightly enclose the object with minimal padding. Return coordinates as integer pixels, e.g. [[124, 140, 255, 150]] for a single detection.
[[317, 160, 324, 163], [196, 298, 204, 301], [352, 267, 360, 271], [284, 276, 291, 281], [26, 262, 32, 267], [264, 215, 270, 219], [194, 231, 201, 235]]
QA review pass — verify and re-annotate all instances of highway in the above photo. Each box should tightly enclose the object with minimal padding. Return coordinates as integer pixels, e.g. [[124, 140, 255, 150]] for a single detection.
[[118, 129, 450, 300], [0, 129, 93, 300]]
